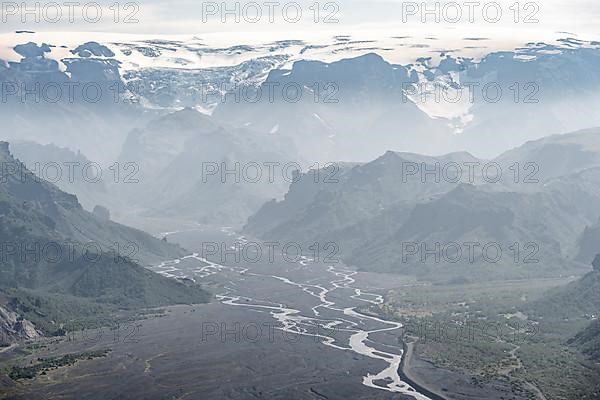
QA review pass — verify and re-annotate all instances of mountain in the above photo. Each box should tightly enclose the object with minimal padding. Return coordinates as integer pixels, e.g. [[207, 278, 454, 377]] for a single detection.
[[246, 150, 480, 242], [0, 140, 186, 266], [211, 40, 600, 161], [8, 141, 112, 213], [495, 128, 600, 183], [346, 184, 585, 280], [454, 43, 600, 158], [245, 129, 600, 282], [0, 141, 209, 337], [490, 129, 600, 262], [528, 260, 600, 320], [6, 35, 600, 162], [570, 319, 600, 362], [530, 256, 600, 361], [116, 108, 299, 226], [0, 41, 155, 165], [213, 53, 453, 162]]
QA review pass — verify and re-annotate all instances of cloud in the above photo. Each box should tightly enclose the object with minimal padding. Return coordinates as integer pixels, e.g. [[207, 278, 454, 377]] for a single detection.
[[0, 0, 596, 44]]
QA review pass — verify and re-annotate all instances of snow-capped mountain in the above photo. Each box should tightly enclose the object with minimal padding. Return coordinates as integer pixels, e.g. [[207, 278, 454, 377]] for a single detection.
[[3, 31, 600, 162]]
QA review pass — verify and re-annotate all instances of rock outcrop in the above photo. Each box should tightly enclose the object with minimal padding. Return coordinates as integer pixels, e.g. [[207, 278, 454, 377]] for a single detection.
[[0, 306, 41, 343]]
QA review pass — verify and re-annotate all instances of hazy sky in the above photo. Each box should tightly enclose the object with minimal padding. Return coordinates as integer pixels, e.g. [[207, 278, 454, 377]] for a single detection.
[[0, 0, 598, 40]]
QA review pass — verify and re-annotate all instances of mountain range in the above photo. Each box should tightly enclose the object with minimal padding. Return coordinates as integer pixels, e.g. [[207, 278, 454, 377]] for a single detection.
[[245, 129, 600, 282], [0, 141, 209, 339], [4, 34, 600, 164]]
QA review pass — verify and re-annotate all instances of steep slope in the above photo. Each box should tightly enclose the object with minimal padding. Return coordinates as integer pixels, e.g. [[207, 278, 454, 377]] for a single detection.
[[245, 130, 600, 281], [117, 108, 298, 225], [527, 256, 600, 364], [570, 319, 600, 362], [0, 42, 152, 164], [214, 53, 453, 163], [455, 44, 600, 158], [345, 184, 582, 280], [9, 141, 111, 213], [530, 257, 600, 320], [0, 141, 184, 266], [245, 150, 481, 242], [5, 36, 600, 163], [495, 128, 600, 183], [0, 141, 209, 336]]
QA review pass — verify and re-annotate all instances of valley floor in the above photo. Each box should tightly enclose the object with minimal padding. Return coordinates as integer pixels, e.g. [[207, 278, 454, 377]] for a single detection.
[[0, 229, 596, 400]]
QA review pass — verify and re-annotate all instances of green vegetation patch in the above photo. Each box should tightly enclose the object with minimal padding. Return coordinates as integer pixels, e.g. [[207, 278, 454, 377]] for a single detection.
[[9, 349, 110, 380]]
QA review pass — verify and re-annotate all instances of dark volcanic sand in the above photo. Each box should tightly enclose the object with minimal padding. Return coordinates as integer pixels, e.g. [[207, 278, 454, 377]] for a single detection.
[[1, 229, 532, 400], [6, 304, 412, 400]]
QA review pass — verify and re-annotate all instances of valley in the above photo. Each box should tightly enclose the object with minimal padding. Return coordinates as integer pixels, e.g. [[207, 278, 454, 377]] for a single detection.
[[1, 15, 600, 399], [3, 229, 589, 400]]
